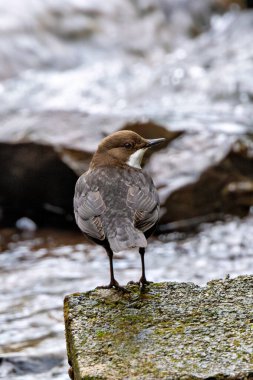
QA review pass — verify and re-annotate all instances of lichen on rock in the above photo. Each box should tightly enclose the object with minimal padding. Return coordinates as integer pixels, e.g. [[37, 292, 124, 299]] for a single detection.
[[64, 275, 253, 380]]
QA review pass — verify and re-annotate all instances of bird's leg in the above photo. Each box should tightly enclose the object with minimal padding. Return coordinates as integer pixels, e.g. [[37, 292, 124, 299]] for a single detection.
[[139, 248, 152, 287], [97, 247, 129, 292], [107, 247, 119, 288], [128, 248, 153, 288]]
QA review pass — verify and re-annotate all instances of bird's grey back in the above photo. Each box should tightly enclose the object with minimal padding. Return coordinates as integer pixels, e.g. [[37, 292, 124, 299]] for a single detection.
[[74, 166, 159, 252]]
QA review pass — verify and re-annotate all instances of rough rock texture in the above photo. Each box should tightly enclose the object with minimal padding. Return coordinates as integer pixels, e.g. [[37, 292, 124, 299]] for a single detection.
[[64, 276, 253, 380]]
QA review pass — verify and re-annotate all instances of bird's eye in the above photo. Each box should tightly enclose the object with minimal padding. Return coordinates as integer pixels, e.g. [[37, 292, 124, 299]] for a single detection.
[[124, 142, 133, 149]]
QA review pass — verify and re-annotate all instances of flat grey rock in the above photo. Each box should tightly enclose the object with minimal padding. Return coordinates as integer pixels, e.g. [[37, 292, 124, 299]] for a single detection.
[[64, 275, 253, 379]]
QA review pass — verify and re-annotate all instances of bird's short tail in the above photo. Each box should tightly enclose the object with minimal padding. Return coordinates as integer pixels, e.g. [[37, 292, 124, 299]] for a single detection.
[[107, 220, 147, 253]]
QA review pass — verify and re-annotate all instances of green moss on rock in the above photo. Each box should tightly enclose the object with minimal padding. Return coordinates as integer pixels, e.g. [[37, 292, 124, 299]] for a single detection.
[[64, 276, 253, 380]]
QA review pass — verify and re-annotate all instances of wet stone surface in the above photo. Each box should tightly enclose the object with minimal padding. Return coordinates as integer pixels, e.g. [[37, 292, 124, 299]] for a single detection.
[[64, 276, 253, 380]]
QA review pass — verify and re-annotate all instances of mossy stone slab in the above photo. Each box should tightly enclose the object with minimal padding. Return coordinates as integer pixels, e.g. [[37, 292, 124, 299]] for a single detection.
[[64, 276, 253, 380]]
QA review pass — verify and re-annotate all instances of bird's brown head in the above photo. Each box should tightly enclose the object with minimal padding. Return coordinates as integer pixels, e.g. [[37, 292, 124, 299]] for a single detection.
[[90, 130, 166, 169]]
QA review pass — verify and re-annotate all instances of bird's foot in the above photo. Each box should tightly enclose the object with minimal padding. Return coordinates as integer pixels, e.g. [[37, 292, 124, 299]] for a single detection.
[[96, 280, 130, 293], [128, 278, 153, 289], [140, 278, 153, 286], [139, 278, 153, 292]]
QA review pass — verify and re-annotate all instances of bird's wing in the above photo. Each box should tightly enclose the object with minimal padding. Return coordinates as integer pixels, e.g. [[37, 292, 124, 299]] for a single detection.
[[127, 179, 159, 233], [74, 174, 106, 240]]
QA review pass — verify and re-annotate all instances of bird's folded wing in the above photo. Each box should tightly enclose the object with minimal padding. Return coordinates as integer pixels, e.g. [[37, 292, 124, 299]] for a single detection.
[[127, 184, 159, 232], [74, 176, 106, 240]]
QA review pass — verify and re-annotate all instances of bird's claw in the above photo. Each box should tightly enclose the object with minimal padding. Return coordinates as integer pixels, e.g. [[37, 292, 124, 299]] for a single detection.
[[96, 281, 130, 293], [127, 279, 153, 289]]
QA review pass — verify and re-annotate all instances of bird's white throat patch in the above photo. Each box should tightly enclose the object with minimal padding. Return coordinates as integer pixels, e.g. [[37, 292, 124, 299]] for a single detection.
[[127, 148, 147, 169]]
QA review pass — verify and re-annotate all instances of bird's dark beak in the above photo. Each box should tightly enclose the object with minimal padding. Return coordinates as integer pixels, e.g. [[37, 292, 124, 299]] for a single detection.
[[146, 138, 166, 148]]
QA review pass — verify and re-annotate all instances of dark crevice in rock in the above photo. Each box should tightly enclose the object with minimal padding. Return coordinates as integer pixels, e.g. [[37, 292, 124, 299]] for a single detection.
[[0, 142, 78, 228]]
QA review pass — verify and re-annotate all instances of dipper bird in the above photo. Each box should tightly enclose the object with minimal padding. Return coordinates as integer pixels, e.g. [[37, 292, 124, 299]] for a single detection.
[[74, 130, 165, 290]]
